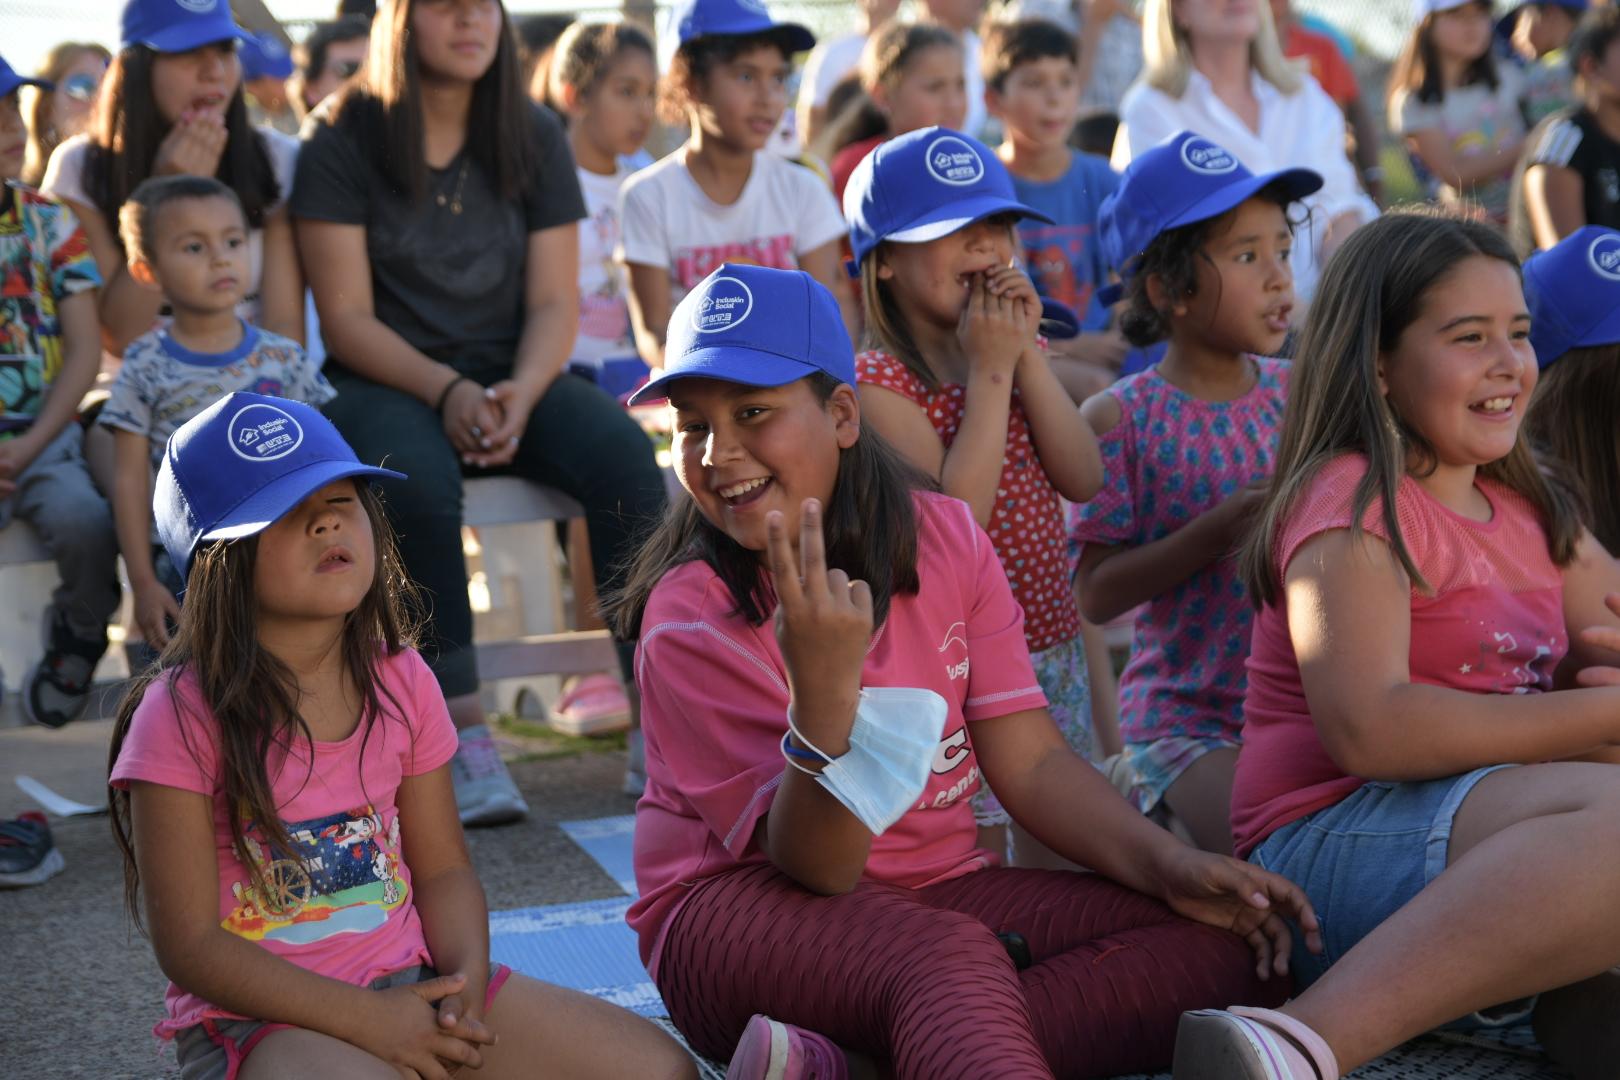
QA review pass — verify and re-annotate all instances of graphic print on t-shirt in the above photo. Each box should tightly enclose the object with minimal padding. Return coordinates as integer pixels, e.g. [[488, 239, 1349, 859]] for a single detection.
[[673, 235, 796, 291], [223, 804, 407, 944]]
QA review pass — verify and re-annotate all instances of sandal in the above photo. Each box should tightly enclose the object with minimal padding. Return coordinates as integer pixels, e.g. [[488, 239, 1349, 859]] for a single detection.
[[550, 672, 631, 736], [1174, 1006, 1340, 1080]]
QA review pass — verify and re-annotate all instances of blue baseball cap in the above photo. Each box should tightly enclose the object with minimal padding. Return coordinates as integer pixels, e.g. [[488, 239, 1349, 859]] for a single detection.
[[0, 55, 51, 101], [674, 0, 815, 52], [1522, 226, 1620, 369], [845, 127, 1054, 268], [1496, 0, 1588, 43], [155, 392, 404, 578], [627, 264, 854, 405], [239, 32, 294, 81], [122, 0, 248, 54], [1096, 131, 1322, 305]]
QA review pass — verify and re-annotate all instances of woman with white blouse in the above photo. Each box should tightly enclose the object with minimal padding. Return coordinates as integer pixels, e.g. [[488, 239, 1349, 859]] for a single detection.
[[1111, 0, 1376, 306]]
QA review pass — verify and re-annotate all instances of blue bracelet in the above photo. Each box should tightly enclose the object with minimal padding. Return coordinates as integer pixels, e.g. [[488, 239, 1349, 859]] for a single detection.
[[780, 731, 824, 763]]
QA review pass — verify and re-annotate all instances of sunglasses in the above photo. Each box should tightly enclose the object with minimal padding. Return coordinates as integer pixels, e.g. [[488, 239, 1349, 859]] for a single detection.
[[61, 72, 100, 103]]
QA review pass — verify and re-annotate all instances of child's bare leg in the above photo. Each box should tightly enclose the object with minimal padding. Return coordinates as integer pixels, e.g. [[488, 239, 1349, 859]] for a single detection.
[[1280, 762, 1620, 1072], [1078, 616, 1122, 758], [238, 1028, 399, 1080], [1160, 748, 1237, 856], [472, 972, 698, 1080]]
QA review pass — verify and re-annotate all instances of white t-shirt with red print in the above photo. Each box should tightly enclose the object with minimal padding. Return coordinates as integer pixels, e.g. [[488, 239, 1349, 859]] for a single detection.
[[616, 149, 847, 311], [626, 491, 1048, 977]]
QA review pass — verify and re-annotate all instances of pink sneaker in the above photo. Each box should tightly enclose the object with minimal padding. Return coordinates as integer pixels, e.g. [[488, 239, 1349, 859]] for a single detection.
[[1174, 1007, 1340, 1080], [550, 672, 631, 736], [726, 1015, 848, 1080]]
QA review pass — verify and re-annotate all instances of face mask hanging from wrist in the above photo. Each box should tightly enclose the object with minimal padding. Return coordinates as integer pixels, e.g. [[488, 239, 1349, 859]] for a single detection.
[[783, 687, 948, 835]]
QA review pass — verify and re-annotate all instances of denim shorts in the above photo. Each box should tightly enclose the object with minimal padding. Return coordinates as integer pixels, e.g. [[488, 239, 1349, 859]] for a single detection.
[[1249, 767, 1513, 992]]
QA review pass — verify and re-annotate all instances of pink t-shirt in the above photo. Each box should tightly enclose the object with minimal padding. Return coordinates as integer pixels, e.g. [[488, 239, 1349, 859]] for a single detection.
[[626, 491, 1048, 975], [110, 648, 458, 1038], [1231, 455, 1568, 858]]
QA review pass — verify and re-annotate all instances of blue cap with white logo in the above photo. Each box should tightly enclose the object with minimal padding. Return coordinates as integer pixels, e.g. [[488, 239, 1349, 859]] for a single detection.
[[122, 0, 248, 54], [155, 392, 405, 579], [239, 32, 294, 81], [674, 0, 815, 51], [1522, 225, 1620, 369], [0, 54, 51, 101], [845, 126, 1053, 269], [1096, 130, 1322, 305], [627, 264, 853, 405]]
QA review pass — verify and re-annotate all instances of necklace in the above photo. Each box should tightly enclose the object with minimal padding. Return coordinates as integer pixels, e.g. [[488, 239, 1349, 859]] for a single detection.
[[435, 157, 469, 215]]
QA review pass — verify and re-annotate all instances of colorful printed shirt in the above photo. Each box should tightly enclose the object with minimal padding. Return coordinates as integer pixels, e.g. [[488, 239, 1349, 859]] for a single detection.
[[0, 181, 100, 439], [101, 321, 335, 478], [857, 351, 1081, 653], [1069, 359, 1289, 747], [627, 491, 1047, 976], [1391, 68, 1527, 224], [1231, 454, 1568, 857], [109, 648, 459, 1038], [617, 150, 847, 312]]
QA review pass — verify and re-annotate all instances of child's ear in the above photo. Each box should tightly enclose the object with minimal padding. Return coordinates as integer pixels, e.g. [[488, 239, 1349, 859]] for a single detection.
[[1374, 352, 1390, 396], [559, 81, 581, 113], [126, 256, 161, 292], [828, 382, 862, 448], [874, 247, 895, 282], [1145, 272, 1187, 318], [868, 83, 891, 118], [984, 85, 1004, 121]]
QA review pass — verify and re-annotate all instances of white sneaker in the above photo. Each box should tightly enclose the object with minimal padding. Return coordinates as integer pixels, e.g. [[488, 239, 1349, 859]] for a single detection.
[[451, 724, 528, 827]]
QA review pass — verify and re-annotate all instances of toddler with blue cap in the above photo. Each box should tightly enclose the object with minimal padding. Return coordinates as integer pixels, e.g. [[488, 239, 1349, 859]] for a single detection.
[[844, 124, 1108, 859], [1071, 130, 1320, 854], [619, 0, 853, 371], [613, 261, 1318, 1080], [1522, 224, 1620, 554]]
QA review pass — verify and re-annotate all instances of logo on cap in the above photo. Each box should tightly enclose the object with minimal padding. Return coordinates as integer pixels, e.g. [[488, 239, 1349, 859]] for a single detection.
[[924, 135, 985, 186], [691, 276, 754, 334], [1180, 138, 1237, 176], [1588, 233, 1620, 282], [174, 0, 219, 12], [228, 402, 305, 462]]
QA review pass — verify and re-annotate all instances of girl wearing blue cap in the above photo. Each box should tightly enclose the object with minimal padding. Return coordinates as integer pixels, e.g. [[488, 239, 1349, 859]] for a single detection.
[[613, 262, 1320, 1080], [108, 393, 695, 1080], [1178, 210, 1620, 1080], [1523, 225, 1620, 555], [1069, 131, 1321, 856], [845, 125, 1107, 867], [41, 0, 305, 355]]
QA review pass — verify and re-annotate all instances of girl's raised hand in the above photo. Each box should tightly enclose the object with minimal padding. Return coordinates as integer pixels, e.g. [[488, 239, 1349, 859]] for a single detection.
[[958, 273, 1028, 384], [152, 110, 228, 179], [1153, 846, 1323, 981], [982, 264, 1042, 325], [768, 500, 873, 746]]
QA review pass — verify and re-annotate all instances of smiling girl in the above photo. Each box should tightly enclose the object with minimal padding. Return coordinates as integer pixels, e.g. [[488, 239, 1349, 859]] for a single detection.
[[1175, 209, 1620, 1080]]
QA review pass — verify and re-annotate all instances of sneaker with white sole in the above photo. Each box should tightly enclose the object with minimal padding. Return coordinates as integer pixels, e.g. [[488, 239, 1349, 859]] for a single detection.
[[450, 724, 528, 827], [551, 672, 632, 736], [24, 607, 107, 729], [1173, 1007, 1339, 1080], [726, 1014, 848, 1080], [0, 812, 66, 888]]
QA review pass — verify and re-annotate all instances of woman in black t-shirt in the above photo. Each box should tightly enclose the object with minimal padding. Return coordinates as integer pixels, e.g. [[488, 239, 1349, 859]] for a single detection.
[[292, 0, 667, 825]]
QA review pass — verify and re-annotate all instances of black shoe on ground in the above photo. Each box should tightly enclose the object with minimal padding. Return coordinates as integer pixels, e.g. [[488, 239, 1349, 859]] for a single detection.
[[0, 812, 65, 888]]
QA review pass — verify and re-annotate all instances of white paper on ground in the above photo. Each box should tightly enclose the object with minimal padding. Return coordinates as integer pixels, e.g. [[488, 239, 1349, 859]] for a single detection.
[[15, 775, 107, 817]]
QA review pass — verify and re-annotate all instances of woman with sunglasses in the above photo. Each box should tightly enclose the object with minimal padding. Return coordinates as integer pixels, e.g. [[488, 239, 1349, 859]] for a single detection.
[[40, 0, 305, 354], [21, 42, 109, 188], [291, 16, 371, 119]]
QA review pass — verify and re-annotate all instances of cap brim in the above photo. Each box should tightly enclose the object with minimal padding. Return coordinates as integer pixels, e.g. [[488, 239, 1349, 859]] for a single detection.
[[0, 75, 53, 98], [1164, 166, 1324, 233], [1096, 281, 1124, 307], [627, 349, 824, 405], [886, 194, 1056, 246], [196, 461, 406, 542], [776, 23, 816, 52], [1038, 298, 1081, 340], [136, 21, 248, 54]]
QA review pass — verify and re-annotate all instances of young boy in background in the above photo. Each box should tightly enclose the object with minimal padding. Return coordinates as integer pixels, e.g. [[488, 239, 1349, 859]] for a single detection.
[[100, 175, 332, 658]]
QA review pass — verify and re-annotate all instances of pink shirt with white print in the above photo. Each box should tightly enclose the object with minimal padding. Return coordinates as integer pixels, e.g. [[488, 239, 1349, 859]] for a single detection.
[[110, 648, 458, 1039], [1231, 454, 1567, 858], [627, 492, 1048, 975]]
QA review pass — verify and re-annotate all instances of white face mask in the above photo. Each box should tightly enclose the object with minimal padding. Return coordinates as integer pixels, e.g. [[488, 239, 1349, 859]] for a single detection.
[[786, 687, 948, 835]]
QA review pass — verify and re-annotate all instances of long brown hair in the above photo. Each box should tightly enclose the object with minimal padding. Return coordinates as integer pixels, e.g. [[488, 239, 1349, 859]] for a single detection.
[[108, 483, 419, 933], [1388, 2, 1500, 108], [83, 46, 279, 230], [21, 42, 111, 188], [603, 373, 933, 638], [329, 0, 536, 203], [1241, 208, 1586, 607], [1526, 346, 1620, 553]]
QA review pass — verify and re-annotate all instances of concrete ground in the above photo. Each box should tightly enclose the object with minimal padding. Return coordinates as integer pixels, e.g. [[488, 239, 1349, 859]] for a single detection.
[[1, 716, 637, 1079]]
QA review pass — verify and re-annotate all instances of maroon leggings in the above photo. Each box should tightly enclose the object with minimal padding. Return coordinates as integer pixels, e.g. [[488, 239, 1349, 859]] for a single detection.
[[657, 863, 1288, 1079]]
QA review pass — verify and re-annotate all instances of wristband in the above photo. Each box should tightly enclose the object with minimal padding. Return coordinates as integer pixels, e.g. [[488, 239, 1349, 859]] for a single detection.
[[435, 375, 472, 416], [781, 732, 824, 775]]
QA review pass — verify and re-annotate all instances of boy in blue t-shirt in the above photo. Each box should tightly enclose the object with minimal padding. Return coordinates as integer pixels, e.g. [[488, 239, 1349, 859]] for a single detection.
[[984, 18, 1140, 401], [0, 55, 120, 740], [100, 175, 333, 655]]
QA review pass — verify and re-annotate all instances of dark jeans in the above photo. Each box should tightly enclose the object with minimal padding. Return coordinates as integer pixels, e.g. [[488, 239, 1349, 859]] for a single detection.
[[324, 367, 666, 698]]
